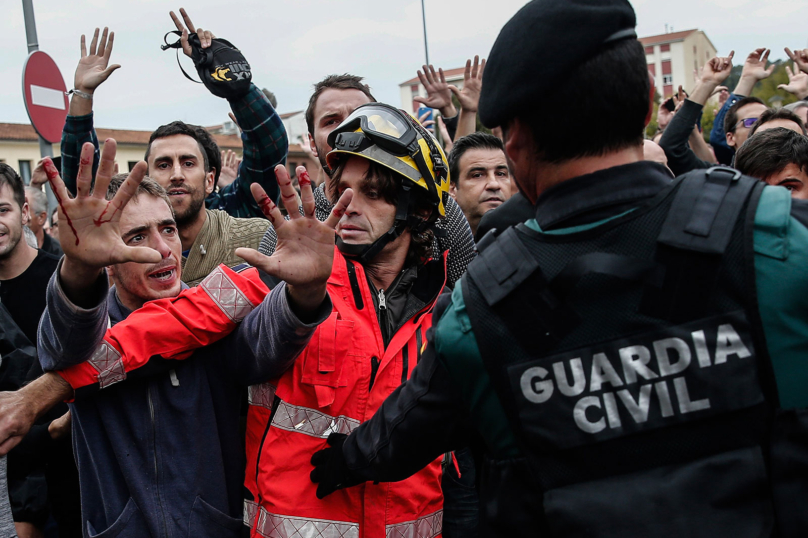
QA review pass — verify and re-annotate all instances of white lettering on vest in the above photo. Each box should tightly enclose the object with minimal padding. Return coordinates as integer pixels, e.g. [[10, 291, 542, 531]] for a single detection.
[[714, 324, 752, 364], [574, 396, 605, 433], [617, 384, 653, 423], [654, 380, 675, 417], [618, 345, 658, 384], [653, 338, 692, 376], [521, 367, 553, 404], [691, 330, 712, 367], [602, 392, 622, 429], [554, 359, 586, 397], [589, 353, 624, 392], [673, 376, 711, 413]]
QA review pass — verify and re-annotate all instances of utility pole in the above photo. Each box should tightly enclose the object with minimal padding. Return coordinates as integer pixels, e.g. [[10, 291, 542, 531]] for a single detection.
[[421, 0, 430, 66], [21, 0, 57, 214]]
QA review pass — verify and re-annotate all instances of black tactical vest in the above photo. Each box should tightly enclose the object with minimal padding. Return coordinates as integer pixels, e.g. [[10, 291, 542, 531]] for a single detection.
[[463, 168, 803, 537]]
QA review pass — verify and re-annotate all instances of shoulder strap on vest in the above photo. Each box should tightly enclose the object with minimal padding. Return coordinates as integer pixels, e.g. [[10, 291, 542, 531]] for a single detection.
[[641, 167, 764, 323], [658, 166, 757, 254]]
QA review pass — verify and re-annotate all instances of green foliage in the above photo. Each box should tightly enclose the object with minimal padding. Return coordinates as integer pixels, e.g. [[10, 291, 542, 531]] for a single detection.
[[646, 101, 660, 138], [701, 103, 717, 142]]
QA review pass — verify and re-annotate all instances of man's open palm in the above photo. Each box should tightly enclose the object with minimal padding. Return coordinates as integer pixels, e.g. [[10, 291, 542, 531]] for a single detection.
[[45, 140, 162, 270], [236, 166, 352, 289], [74, 27, 120, 93]]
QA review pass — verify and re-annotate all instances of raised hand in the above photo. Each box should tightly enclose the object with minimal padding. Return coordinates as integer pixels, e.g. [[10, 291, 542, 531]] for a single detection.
[[742, 48, 775, 81], [450, 56, 486, 113], [414, 65, 457, 118], [700, 52, 734, 86], [436, 116, 454, 154], [74, 27, 120, 94], [45, 140, 162, 270], [169, 7, 215, 58], [235, 165, 353, 315], [778, 63, 808, 100], [218, 149, 241, 189], [785, 47, 808, 75]]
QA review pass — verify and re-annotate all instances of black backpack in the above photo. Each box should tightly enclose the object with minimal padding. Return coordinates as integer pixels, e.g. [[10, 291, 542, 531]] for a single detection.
[[162, 31, 252, 100]]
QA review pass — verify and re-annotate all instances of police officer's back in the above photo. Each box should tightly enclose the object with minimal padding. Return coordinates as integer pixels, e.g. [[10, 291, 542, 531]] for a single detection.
[[309, 1, 808, 536]]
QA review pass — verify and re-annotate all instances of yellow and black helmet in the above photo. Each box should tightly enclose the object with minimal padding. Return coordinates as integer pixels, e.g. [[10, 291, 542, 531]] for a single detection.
[[326, 103, 451, 219]]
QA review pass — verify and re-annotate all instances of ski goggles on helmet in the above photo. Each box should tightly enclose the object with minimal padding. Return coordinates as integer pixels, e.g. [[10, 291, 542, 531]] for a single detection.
[[326, 103, 449, 217]]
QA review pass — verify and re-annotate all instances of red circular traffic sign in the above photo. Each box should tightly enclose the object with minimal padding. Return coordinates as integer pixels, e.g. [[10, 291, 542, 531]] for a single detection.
[[22, 51, 68, 144]]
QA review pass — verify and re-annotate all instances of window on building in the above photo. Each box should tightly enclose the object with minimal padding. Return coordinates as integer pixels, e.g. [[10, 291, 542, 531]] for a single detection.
[[18, 160, 31, 185], [289, 161, 297, 178], [663, 85, 674, 98], [663, 74, 674, 85], [128, 161, 139, 172], [693, 46, 697, 54], [660, 44, 670, 52], [411, 84, 420, 112], [645, 46, 654, 55], [662, 60, 672, 75], [647, 63, 656, 76]]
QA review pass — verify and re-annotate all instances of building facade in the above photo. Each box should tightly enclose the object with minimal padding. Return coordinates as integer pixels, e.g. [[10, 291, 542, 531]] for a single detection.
[[641, 29, 718, 99], [399, 67, 466, 115], [0, 122, 243, 184]]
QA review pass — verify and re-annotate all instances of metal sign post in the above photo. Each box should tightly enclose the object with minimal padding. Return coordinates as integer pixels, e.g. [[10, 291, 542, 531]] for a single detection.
[[22, 0, 58, 218]]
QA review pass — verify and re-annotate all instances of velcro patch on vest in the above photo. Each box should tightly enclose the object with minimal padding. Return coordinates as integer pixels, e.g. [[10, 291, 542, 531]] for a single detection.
[[508, 311, 763, 449]]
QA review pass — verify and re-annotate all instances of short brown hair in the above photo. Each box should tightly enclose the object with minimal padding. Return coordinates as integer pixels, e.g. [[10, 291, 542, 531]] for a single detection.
[[0, 164, 25, 209], [305, 74, 376, 137], [106, 173, 174, 217]]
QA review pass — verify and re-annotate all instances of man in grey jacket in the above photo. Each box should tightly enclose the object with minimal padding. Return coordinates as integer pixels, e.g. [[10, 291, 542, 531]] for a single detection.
[[0, 140, 353, 538]]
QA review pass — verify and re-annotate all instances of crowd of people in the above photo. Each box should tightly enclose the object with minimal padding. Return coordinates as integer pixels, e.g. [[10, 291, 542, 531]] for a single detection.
[[1, 0, 808, 537]]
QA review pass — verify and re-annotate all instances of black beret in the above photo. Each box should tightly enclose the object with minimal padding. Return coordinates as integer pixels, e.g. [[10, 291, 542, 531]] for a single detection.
[[479, 0, 637, 128]]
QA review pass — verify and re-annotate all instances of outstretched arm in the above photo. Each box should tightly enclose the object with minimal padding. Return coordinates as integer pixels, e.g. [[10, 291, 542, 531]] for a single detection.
[[60, 27, 120, 194], [54, 165, 354, 394], [169, 8, 287, 217]]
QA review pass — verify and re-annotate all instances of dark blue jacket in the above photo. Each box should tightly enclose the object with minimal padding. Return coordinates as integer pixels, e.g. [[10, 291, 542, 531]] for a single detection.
[[38, 265, 331, 538]]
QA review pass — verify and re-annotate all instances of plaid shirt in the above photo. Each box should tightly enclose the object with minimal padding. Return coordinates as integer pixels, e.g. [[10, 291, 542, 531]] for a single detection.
[[59, 84, 287, 217]]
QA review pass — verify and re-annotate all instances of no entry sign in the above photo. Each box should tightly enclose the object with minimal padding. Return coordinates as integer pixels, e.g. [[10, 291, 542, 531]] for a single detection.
[[22, 51, 68, 144]]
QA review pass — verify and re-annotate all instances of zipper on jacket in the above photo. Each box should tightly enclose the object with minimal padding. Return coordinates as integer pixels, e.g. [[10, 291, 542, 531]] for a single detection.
[[377, 288, 390, 347], [148, 387, 169, 537], [369, 356, 381, 390]]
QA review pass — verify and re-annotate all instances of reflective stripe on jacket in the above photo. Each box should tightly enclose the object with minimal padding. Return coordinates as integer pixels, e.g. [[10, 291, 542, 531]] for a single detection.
[[244, 248, 446, 538]]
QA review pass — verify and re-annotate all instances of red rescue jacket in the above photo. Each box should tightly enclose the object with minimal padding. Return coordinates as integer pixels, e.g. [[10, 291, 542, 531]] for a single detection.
[[243, 248, 447, 538]]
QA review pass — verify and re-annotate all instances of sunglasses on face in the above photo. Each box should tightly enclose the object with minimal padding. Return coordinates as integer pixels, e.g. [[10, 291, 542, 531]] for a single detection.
[[734, 117, 758, 130]]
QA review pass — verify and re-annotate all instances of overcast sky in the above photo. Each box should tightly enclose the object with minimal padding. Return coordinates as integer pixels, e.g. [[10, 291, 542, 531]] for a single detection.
[[2, 0, 807, 135]]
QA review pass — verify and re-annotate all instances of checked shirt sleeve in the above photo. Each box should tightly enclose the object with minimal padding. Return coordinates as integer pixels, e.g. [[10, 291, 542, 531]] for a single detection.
[[59, 113, 100, 196], [57, 264, 270, 400], [206, 84, 288, 217]]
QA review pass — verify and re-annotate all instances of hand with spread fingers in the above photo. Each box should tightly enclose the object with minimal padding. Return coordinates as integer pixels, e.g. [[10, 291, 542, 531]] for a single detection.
[[778, 63, 808, 100], [45, 140, 163, 298], [414, 65, 458, 118], [169, 7, 215, 58], [235, 165, 353, 317], [735, 48, 775, 97], [218, 149, 241, 189], [74, 27, 121, 95], [451, 56, 486, 113], [785, 47, 808, 75]]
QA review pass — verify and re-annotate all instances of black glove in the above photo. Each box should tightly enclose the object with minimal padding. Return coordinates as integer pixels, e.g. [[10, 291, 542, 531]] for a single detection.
[[310, 432, 356, 499], [161, 31, 252, 100]]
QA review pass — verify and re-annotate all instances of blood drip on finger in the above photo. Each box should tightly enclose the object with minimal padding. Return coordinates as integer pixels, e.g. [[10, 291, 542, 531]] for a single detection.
[[258, 195, 276, 224], [93, 201, 120, 227], [43, 159, 80, 245], [298, 170, 312, 187]]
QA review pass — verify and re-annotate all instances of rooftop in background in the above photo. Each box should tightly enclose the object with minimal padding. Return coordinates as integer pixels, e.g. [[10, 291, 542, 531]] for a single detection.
[[401, 67, 465, 87], [640, 29, 698, 46], [0, 122, 243, 149]]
